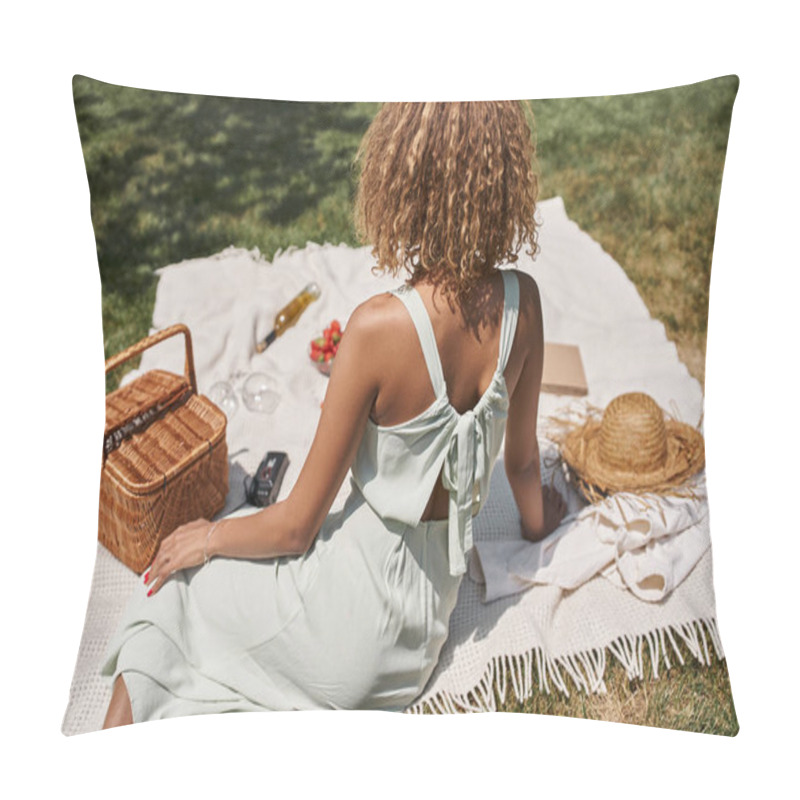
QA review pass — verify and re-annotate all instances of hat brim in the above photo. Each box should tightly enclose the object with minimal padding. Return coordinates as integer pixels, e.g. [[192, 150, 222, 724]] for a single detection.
[[561, 419, 705, 498]]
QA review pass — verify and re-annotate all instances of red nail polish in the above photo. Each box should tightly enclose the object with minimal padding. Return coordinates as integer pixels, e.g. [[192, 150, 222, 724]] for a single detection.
[[147, 588, 153, 597]]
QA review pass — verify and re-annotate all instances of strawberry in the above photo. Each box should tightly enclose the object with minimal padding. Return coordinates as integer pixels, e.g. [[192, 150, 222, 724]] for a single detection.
[[310, 321, 343, 370]]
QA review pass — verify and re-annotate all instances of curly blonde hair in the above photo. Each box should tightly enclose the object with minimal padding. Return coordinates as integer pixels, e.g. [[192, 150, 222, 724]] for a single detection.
[[355, 101, 539, 307]]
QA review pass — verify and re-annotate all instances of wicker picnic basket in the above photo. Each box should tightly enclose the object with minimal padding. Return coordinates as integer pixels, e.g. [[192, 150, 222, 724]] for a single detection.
[[99, 323, 229, 574]]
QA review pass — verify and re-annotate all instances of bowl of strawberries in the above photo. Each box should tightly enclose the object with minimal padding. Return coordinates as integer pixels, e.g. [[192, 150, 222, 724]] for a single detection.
[[309, 319, 342, 375]]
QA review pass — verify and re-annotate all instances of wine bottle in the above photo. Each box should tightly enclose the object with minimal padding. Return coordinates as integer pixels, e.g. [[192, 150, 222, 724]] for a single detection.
[[256, 282, 321, 353]]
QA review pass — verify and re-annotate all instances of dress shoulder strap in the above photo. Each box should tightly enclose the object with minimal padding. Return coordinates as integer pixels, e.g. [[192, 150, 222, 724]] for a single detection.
[[496, 269, 520, 374], [390, 284, 447, 398]]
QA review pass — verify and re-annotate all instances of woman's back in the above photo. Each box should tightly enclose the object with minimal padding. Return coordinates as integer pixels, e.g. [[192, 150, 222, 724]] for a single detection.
[[372, 268, 537, 519], [351, 267, 540, 577], [370, 270, 507, 424]]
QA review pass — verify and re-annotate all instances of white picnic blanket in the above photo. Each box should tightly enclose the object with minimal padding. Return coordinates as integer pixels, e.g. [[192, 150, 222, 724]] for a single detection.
[[62, 197, 723, 733], [470, 490, 710, 603]]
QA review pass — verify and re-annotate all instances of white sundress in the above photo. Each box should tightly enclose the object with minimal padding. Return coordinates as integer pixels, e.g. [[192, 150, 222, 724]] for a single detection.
[[100, 269, 521, 720]]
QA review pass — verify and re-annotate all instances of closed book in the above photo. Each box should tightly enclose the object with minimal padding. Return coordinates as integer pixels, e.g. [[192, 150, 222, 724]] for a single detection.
[[542, 342, 588, 396]]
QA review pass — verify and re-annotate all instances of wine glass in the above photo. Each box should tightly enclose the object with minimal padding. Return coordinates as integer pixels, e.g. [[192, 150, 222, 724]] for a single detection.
[[208, 381, 239, 419], [242, 373, 280, 414]]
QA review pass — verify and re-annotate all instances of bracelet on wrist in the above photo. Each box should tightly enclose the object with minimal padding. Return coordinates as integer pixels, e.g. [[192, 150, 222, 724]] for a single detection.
[[203, 521, 220, 565]]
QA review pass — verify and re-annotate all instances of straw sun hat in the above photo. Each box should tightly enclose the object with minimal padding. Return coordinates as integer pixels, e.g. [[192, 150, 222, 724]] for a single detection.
[[557, 392, 705, 503]]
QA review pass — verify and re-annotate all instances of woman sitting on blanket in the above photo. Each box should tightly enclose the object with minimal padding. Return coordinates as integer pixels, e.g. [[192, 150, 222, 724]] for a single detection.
[[102, 101, 567, 727]]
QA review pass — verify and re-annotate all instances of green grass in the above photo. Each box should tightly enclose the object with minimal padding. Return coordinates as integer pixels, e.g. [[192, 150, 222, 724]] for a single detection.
[[495, 641, 738, 735], [73, 76, 378, 390], [74, 75, 739, 731], [532, 78, 738, 385]]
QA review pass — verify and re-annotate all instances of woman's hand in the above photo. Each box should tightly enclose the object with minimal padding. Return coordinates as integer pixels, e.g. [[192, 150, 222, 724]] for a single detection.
[[521, 485, 567, 543], [143, 518, 214, 596]]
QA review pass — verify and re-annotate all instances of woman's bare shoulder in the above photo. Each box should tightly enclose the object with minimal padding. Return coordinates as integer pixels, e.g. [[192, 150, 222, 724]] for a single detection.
[[509, 268, 541, 310], [347, 290, 409, 333], [341, 290, 413, 363], [507, 269, 542, 347], [358, 289, 405, 313]]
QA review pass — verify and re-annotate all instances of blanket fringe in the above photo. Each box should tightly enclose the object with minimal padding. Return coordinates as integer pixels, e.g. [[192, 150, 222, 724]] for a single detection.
[[406, 616, 725, 714]]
